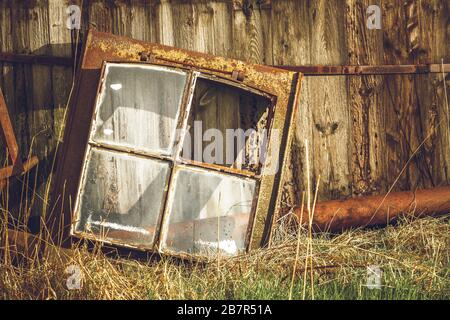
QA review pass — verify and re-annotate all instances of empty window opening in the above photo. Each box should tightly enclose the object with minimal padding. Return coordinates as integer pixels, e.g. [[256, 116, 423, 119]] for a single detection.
[[181, 77, 273, 174]]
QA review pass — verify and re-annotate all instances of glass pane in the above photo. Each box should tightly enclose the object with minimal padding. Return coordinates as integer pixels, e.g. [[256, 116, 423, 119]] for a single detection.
[[91, 63, 187, 155], [161, 167, 257, 257], [181, 77, 272, 173], [74, 147, 170, 247]]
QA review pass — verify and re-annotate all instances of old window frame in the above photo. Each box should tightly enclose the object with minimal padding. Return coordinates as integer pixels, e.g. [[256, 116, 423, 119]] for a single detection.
[[49, 30, 302, 259]]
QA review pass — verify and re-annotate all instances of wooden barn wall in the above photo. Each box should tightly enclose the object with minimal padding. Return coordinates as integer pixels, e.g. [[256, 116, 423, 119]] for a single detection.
[[0, 0, 448, 218]]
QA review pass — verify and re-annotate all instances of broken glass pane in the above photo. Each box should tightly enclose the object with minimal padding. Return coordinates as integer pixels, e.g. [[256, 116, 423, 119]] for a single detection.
[[161, 166, 257, 257], [181, 77, 272, 173], [74, 147, 170, 247], [91, 63, 187, 155]]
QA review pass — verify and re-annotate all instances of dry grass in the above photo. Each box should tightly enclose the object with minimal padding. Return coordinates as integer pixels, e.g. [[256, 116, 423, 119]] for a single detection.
[[0, 141, 449, 299], [0, 136, 449, 300], [0, 208, 448, 300], [1, 46, 448, 301]]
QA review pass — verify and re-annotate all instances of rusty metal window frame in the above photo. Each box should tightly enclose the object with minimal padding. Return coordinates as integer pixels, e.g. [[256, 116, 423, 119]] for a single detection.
[[50, 30, 302, 259], [71, 61, 276, 257]]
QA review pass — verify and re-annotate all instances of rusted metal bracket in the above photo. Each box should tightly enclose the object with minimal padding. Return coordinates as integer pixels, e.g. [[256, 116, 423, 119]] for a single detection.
[[276, 64, 450, 76], [231, 69, 245, 81], [0, 87, 38, 191], [139, 51, 158, 63]]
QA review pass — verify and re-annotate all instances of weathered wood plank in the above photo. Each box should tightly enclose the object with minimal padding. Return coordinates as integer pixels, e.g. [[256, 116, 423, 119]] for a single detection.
[[346, 0, 386, 196], [271, 0, 311, 208], [0, 1, 15, 168], [28, 0, 53, 171], [381, 0, 443, 191], [190, 2, 214, 54], [25, 0, 56, 222], [231, 0, 273, 65], [155, 0, 174, 46], [87, 0, 113, 33], [48, 0, 74, 137], [10, 2, 32, 156], [130, 0, 155, 41], [308, 0, 351, 201], [111, 0, 132, 37], [414, 0, 449, 185], [171, 1, 196, 51], [210, 1, 232, 56]]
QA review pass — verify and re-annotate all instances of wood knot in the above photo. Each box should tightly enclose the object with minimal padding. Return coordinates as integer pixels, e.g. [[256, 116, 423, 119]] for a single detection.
[[242, 0, 253, 19], [315, 122, 339, 136]]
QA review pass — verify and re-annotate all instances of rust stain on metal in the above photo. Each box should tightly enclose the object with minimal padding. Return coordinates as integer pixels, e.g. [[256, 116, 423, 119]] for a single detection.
[[295, 186, 450, 232], [84, 31, 294, 107], [0, 87, 39, 190]]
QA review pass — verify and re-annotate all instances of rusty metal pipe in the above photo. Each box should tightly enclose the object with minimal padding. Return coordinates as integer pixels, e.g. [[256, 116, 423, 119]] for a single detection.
[[295, 186, 450, 232]]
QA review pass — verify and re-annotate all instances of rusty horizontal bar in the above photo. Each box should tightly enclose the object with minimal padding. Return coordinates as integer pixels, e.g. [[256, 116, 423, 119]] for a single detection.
[[276, 64, 450, 75], [1, 86, 39, 191], [2, 52, 448, 76], [295, 186, 450, 232], [0, 156, 39, 180], [0, 52, 73, 67]]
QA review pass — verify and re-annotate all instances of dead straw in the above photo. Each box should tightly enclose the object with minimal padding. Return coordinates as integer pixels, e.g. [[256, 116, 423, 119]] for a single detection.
[[289, 192, 305, 300]]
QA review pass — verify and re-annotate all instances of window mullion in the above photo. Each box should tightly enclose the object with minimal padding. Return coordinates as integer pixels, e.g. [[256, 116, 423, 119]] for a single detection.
[[172, 71, 199, 160], [155, 71, 198, 251]]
